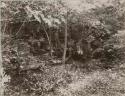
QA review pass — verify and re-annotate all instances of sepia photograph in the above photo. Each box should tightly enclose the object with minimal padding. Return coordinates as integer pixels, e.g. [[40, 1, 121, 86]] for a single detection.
[[0, 0, 125, 96]]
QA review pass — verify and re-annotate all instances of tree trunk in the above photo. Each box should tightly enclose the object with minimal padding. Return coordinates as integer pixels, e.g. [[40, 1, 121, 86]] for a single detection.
[[0, 6, 10, 95], [0, 6, 4, 95], [62, 11, 68, 65]]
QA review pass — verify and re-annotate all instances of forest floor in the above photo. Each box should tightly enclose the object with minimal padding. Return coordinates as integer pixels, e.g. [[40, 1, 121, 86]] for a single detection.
[[57, 66, 125, 96], [4, 59, 125, 96]]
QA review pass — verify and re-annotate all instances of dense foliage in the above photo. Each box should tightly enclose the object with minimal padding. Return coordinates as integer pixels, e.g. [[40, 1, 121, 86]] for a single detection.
[[1, 0, 125, 96]]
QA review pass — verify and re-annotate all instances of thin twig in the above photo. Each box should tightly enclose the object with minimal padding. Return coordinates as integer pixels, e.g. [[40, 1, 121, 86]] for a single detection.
[[15, 21, 25, 36]]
